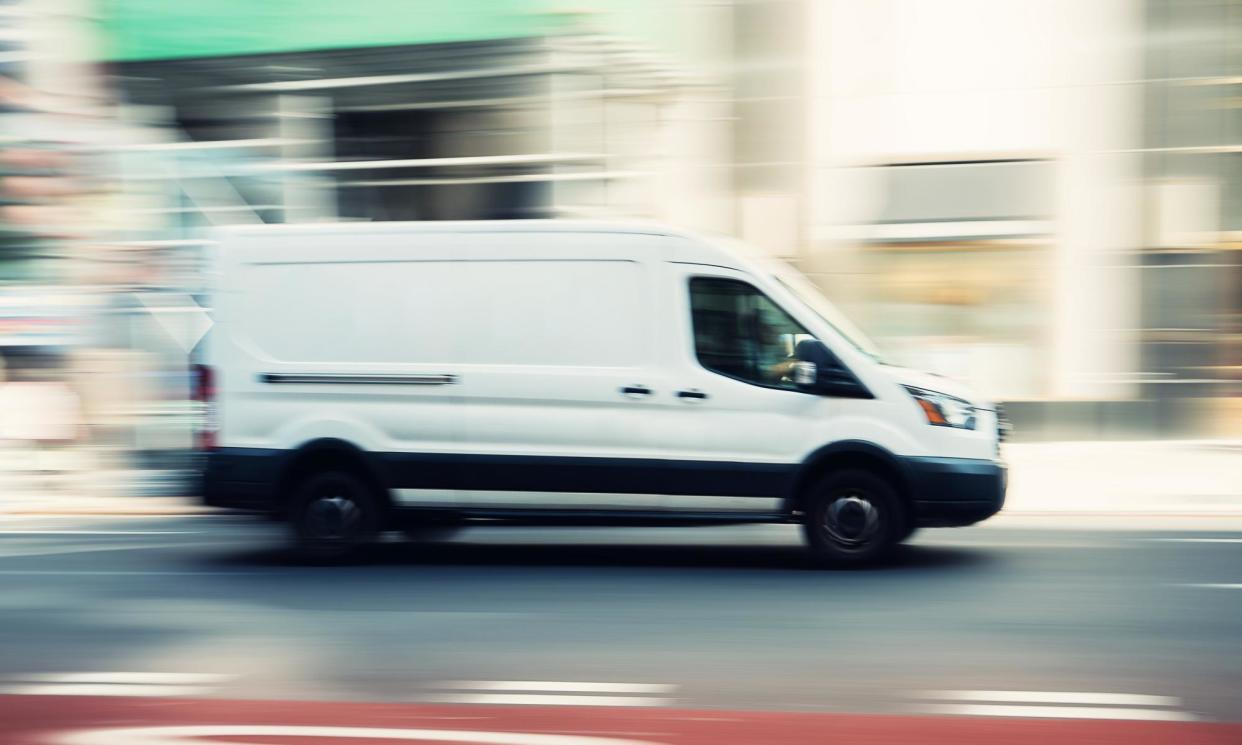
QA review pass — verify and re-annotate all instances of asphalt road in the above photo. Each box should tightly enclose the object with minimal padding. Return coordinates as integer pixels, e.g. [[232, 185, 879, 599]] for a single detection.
[[0, 513, 1239, 737]]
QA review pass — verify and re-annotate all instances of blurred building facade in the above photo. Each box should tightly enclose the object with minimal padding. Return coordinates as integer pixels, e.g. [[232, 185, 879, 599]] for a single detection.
[[2, 0, 207, 491], [99, 1, 747, 236], [1, 0, 96, 488], [806, 0, 1240, 439], [2, 0, 1237, 462], [1139, 0, 1241, 427]]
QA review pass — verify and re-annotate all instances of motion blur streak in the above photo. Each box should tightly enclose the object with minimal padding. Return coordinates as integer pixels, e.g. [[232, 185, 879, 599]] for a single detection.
[[0, 1, 1239, 743]]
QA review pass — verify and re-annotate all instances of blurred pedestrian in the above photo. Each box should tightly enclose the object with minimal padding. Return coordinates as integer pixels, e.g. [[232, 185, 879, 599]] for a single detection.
[[0, 352, 84, 494]]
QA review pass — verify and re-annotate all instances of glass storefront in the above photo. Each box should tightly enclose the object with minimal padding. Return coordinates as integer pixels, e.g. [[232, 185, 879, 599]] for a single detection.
[[862, 242, 1051, 399]]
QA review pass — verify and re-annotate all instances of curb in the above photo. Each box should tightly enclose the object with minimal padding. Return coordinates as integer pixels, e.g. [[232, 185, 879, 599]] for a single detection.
[[0, 497, 213, 517], [6, 508, 1242, 519], [995, 511, 1242, 518], [1, 507, 214, 516]]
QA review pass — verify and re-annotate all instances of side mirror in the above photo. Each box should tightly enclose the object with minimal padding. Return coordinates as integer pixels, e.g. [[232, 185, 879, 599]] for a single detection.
[[792, 361, 818, 386], [794, 339, 873, 398]]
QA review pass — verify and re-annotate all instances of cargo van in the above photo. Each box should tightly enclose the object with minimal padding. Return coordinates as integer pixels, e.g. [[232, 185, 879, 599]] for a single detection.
[[199, 221, 1006, 564]]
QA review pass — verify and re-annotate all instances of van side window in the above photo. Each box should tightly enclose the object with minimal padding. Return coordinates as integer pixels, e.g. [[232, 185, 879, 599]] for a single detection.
[[689, 277, 814, 390]]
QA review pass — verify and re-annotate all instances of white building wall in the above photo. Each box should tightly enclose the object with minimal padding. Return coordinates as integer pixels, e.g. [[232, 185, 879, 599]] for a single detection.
[[808, 0, 1145, 400]]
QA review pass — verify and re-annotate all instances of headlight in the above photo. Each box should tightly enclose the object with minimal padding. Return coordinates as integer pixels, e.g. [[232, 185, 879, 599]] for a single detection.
[[904, 386, 977, 430]]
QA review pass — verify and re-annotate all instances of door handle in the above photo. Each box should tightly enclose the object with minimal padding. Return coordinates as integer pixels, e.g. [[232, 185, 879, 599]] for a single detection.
[[620, 385, 653, 397], [676, 389, 709, 400]]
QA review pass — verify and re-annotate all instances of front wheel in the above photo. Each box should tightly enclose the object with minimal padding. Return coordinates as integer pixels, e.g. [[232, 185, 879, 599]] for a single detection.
[[802, 469, 905, 566], [289, 470, 380, 562]]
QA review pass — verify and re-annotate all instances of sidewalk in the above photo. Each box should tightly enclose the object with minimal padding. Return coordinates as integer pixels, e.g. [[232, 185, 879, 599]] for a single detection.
[[1002, 439, 1242, 515], [0, 445, 204, 515], [1, 440, 1239, 517], [0, 493, 207, 515]]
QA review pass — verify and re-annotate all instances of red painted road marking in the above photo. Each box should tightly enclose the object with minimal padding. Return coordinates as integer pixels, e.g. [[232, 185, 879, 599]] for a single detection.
[[1, 696, 1239, 745], [59, 726, 657, 745]]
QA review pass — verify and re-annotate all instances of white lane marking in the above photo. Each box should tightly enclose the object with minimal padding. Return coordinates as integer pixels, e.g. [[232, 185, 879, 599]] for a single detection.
[[58, 725, 661, 745], [444, 681, 675, 694], [433, 694, 671, 708], [915, 704, 1196, 721], [914, 690, 1179, 707], [1143, 538, 1242, 543], [0, 570, 258, 576], [0, 671, 238, 698], [0, 543, 197, 560], [0, 514, 211, 521], [1180, 583, 1242, 589], [1, 683, 214, 697], [0, 530, 198, 535], [921, 541, 1129, 549], [15, 672, 232, 685]]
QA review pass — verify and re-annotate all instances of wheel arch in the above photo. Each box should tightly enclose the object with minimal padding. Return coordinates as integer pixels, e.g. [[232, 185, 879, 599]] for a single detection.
[[784, 440, 912, 517], [275, 438, 392, 520]]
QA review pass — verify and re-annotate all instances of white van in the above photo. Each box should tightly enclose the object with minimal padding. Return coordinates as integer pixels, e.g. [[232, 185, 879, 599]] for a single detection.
[[199, 221, 1006, 564]]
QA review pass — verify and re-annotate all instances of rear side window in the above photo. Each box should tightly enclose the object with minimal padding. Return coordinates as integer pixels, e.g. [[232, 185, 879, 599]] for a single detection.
[[689, 277, 813, 390]]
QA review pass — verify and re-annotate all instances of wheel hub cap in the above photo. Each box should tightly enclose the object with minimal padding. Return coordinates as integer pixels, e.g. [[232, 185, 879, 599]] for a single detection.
[[306, 495, 361, 541], [824, 494, 880, 546]]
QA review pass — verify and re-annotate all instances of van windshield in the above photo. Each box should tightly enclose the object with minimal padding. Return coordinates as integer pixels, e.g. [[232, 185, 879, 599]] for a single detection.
[[768, 264, 887, 364]]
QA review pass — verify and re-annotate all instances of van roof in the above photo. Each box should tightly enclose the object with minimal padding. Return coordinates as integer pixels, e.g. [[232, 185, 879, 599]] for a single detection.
[[209, 219, 769, 275], [212, 219, 697, 239]]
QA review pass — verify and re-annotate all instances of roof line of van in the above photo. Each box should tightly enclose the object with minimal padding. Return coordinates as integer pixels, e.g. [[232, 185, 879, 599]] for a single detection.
[[212, 220, 696, 239]]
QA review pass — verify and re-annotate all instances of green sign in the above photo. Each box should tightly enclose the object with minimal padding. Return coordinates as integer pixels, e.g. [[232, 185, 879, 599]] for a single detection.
[[102, 0, 699, 68], [100, 0, 558, 61]]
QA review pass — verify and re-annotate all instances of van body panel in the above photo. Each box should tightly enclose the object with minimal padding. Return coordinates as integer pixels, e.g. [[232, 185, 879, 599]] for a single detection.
[[203, 444, 1005, 526], [202, 221, 1005, 531]]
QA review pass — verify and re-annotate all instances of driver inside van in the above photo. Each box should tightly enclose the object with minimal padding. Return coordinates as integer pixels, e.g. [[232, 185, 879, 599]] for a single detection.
[[747, 306, 799, 386]]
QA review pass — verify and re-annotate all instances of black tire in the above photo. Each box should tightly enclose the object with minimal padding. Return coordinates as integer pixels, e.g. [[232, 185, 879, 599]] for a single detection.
[[801, 468, 905, 566], [289, 470, 380, 562]]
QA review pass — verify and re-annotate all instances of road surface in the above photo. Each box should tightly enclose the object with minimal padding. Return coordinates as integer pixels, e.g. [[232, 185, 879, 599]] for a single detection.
[[0, 513, 1239, 743]]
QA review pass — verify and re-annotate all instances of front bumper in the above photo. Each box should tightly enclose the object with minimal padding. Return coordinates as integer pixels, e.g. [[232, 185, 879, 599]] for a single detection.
[[904, 456, 1007, 527]]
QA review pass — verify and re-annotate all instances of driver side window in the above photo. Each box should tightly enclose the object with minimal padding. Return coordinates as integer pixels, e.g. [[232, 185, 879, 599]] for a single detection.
[[689, 277, 813, 390]]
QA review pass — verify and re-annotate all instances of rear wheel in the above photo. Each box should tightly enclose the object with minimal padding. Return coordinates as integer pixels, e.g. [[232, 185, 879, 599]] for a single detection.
[[802, 469, 905, 566], [289, 470, 380, 562]]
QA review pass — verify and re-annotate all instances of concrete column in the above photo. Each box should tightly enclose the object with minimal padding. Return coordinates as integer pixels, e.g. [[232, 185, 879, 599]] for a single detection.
[[1046, 0, 1145, 400], [277, 94, 336, 223]]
